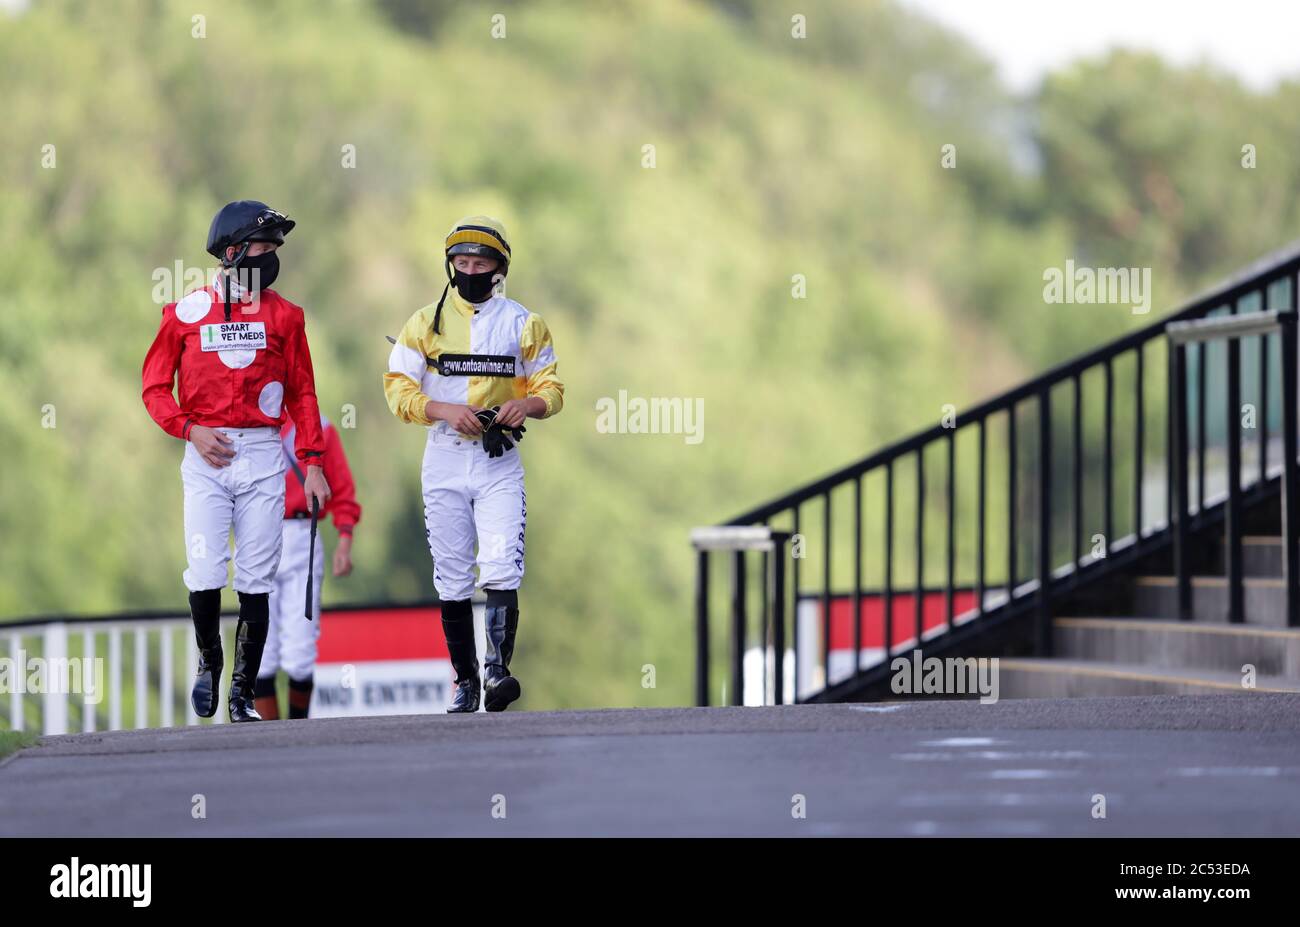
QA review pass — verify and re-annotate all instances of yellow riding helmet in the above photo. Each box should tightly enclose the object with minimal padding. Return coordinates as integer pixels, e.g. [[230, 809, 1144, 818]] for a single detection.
[[445, 215, 511, 276], [431, 216, 512, 334]]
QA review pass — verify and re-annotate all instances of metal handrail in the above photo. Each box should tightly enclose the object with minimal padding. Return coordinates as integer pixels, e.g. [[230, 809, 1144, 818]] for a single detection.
[[1167, 310, 1299, 625], [1, 602, 446, 734], [0, 598, 443, 630], [691, 527, 791, 706], [729, 245, 1300, 526]]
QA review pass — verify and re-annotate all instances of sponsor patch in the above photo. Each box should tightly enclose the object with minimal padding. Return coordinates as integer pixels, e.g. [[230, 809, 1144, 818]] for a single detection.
[[433, 353, 516, 377], [200, 321, 267, 352]]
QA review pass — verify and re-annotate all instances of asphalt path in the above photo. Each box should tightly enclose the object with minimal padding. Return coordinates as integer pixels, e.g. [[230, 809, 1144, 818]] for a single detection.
[[3, 695, 1299, 836]]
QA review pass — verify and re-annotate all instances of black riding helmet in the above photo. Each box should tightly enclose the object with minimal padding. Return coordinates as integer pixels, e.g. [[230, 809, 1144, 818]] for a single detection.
[[206, 200, 294, 319], [206, 200, 295, 268]]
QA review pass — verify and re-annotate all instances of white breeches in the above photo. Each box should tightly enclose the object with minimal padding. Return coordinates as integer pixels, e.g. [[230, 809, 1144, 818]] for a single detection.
[[181, 426, 286, 594], [421, 429, 526, 601]]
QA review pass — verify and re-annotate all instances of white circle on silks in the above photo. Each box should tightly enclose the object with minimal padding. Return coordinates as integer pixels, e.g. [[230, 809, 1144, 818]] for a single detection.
[[219, 349, 257, 370], [175, 289, 212, 324], [258, 380, 284, 417]]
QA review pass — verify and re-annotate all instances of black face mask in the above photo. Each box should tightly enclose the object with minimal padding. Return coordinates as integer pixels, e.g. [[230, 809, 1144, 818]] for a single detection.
[[452, 268, 500, 303], [235, 250, 280, 293]]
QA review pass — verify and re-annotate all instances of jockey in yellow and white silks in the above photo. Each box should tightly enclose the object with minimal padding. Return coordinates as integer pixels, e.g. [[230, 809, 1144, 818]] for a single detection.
[[384, 215, 563, 713]]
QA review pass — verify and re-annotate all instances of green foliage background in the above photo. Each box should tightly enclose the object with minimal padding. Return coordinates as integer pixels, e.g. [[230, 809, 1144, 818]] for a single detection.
[[3, 0, 1299, 708]]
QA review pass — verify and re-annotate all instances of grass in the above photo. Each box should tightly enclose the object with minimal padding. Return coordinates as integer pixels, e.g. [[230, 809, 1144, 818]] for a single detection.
[[0, 730, 40, 760]]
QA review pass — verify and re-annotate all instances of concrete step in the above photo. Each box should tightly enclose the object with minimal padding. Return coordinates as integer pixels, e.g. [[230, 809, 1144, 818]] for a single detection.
[[996, 658, 1300, 699], [1210, 535, 1285, 577], [1131, 575, 1291, 626], [1054, 617, 1300, 677]]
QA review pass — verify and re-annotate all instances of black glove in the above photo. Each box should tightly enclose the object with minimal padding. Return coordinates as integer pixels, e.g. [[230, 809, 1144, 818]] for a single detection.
[[474, 407, 499, 432], [479, 406, 526, 458]]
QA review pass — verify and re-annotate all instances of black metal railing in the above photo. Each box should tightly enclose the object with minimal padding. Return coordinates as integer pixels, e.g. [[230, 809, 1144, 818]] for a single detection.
[[694, 241, 1300, 706], [1167, 310, 1300, 625]]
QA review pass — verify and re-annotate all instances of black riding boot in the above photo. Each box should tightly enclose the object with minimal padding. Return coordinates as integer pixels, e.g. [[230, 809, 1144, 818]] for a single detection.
[[441, 599, 480, 713], [287, 673, 314, 719], [189, 589, 223, 719], [483, 589, 521, 712], [229, 592, 270, 723]]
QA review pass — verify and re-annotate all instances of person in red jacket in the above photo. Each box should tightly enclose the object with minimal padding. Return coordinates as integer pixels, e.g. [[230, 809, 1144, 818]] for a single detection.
[[142, 200, 331, 723], [254, 414, 361, 720]]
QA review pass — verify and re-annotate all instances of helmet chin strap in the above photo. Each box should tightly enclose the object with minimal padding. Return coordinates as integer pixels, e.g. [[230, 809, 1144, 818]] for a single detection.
[[221, 243, 252, 322], [431, 256, 458, 334], [432, 281, 452, 335]]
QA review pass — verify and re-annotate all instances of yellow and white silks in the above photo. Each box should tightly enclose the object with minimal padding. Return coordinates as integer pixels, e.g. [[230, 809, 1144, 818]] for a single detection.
[[384, 287, 564, 438]]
